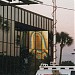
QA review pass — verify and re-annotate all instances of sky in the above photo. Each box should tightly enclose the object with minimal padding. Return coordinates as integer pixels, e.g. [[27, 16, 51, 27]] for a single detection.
[[17, 0, 74, 64]]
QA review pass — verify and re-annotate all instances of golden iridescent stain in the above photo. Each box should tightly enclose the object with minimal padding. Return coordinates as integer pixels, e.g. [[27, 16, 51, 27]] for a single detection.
[[29, 31, 48, 59]]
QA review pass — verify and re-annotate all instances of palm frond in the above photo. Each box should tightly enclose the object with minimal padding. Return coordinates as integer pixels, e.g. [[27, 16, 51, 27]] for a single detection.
[[66, 36, 73, 46], [57, 32, 73, 49]]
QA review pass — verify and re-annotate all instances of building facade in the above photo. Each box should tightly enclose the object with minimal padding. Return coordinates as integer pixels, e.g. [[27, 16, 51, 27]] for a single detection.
[[0, 2, 53, 75]]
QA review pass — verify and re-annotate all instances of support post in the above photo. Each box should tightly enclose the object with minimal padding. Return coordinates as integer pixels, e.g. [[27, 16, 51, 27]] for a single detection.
[[52, 0, 57, 66]]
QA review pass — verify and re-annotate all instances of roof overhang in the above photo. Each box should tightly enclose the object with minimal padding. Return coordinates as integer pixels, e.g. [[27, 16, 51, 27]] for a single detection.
[[0, 0, 43, 5], [15, 22, 46, 31]]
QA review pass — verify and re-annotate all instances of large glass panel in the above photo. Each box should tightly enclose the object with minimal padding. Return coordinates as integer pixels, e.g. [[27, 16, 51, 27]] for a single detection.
[[49, 20, 52, 32], [0, 5, 3, 16], [34, 15, 36, 27], [22, 10, 24, 23], [8, 6, 11, 20], [4, 6, 7, 19], [28, 12, 30, 25], [36, 16, 38, 27], [25, 11, 27, 24], [15, 7, 18, 21], [31, 13, 33, 26], [38, 16, 41, 28], [12, 7, 14, 21], [44, 18, 46, 30], [19, 9, 21, 22]]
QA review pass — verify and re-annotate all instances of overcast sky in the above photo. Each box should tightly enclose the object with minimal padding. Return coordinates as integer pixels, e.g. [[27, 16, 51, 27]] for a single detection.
[[18, 0, 74, 64]]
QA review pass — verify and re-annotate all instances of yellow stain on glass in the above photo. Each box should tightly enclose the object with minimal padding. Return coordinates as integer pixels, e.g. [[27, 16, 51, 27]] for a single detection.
[[29, 31, 48, 59]]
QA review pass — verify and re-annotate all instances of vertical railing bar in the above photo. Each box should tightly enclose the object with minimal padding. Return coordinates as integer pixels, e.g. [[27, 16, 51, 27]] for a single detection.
[[48, 19, 49, 65], [26, 12, 29, 53], [16, 8, 19, 57], [47, 19, 48, 31], [33, 14, 34, 27], [27, 11, 28, 25], [21, 9, 22, 23], [29, 13, 31, 73], [46, 18, 47, 30], [26, 11, 28, 75], [33, 14, 36, 74], [45, 18, 48, 63], [37, 15, 39, 28], [30, 13, 31, 26], [35, 15, 37, 72], [36, 15, 37, 28], [15, 8, 19, 73], [19, 31, 21, 56], [26, 11, 28, 59], [51, 20, 53, 62], [10, 6, 12, 59], [41, 17, 42, 61], [24, 10, 25, 24], [38, 16, 40, 28], [19, 30, 21, 74], [6, 5, 8, 74], [34, 15, 36, 74], [2, 5, 4, 75], [14, 6, 16, 74], [43, 18, 45, 29], [18, 8, 19, 22], [10, 5, 12, 74]]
